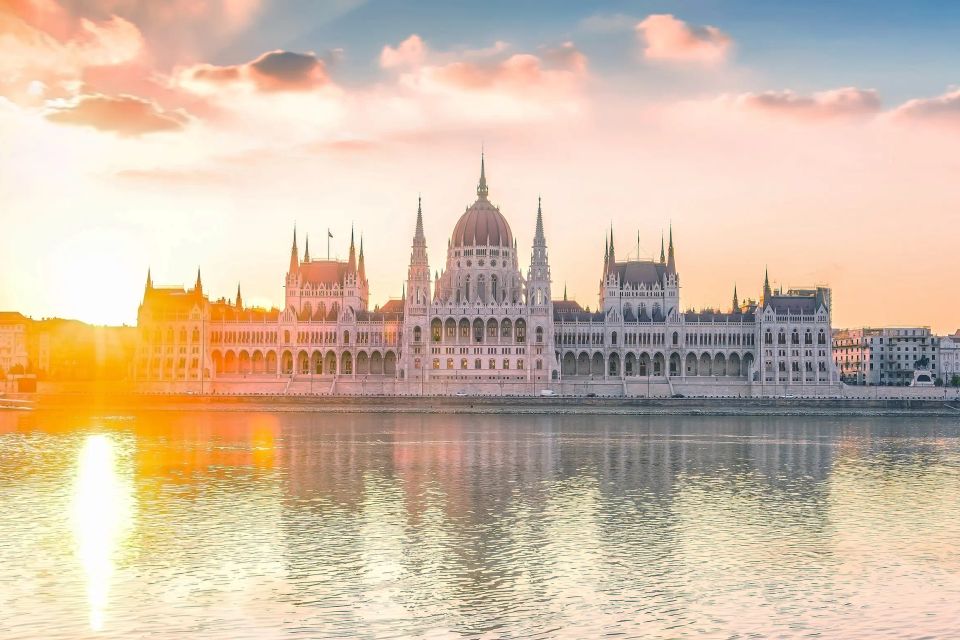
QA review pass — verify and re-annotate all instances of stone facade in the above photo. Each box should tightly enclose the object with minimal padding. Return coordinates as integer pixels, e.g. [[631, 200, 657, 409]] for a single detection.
[[134, 157, 840, 396], [833, 326, 939, 386]]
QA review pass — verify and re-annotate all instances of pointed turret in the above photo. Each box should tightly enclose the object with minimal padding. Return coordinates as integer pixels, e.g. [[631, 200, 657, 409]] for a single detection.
[[563, 283, 568, 301], [659, 234, 666, 263], [608, 225, 615, 273], [236, 283, 243, 309], [534, 196, 546, 246], [414, 195, 426, 246], [732, 284, 739, 313], [358, 235, 366, 282], [763, 267, 772, 305], [348, 224, 357, 272], [304, 234, 310, 262], [477, 152, 489, 199], [666, 224, 676, 273], [194, 268, 203, 296], [289, 224, 299, 274], [145, 267, 153, 291], [603, 235, 609, 275]]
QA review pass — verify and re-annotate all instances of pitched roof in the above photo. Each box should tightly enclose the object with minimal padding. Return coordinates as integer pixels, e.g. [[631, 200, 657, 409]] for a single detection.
[[613, 260, 666, 287], [299, 260, 349, 287]]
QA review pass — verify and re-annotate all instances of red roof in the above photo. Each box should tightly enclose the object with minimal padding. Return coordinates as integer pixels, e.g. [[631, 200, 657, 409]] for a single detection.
[[299, 260, 348, 286]]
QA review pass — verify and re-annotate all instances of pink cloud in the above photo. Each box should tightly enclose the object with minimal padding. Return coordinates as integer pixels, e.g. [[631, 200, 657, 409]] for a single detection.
[[380, 34, 427, 69], [735, 87, 882, 120], [46, 93, 188, 135], [177, 50, 330, 94], [636, 14, 732, 64], [0, 2, 145, 102], [890, 89, 960, 126]]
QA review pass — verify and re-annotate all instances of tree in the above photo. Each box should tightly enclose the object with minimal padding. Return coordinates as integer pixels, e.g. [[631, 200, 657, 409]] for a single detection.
[[951, 374, 960, 388]]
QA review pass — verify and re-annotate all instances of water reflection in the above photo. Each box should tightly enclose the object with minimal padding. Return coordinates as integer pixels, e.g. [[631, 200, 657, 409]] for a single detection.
[[71, 434, 134, 631], [0, 411, 958, 638]]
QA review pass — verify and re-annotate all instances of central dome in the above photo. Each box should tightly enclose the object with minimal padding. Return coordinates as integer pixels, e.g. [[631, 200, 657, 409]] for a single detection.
[[450, 154, 514, 248], [451, 199, 513, 248]]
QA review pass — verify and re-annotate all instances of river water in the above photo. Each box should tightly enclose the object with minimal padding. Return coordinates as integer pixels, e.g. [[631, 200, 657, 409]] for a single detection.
[[1, 410, 959, 639]]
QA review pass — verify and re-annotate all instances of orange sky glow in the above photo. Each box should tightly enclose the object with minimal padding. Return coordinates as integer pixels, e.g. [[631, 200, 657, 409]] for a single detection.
[[1, 1, 958, 332]]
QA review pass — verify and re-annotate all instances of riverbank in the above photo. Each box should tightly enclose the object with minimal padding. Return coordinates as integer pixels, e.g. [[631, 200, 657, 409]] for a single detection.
[[20, 392, 960, 417]]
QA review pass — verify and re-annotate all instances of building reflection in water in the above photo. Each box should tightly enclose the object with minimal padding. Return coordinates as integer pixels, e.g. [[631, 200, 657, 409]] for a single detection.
[[1, 410, 958, 638], [71, 433, 134, 631]]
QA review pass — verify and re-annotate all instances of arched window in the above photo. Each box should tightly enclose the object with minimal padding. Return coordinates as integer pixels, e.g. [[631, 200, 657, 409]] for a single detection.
[[791, 329, 800, 345], [765, 330, 773, 345], [805, 330, 813, 344], [414, 326, 422, 342], [672, 331, 679, 346], [536, 326, 544, 343], [343, 330, 350, 344], [818, 330, 826, 345], [778, 330, 786, 345], [491, 275, 498, 302], [192, 328, 200, 342], [611, 331, 618, 345], [179, 328, 187, 342], [284, 330, 290, 344]]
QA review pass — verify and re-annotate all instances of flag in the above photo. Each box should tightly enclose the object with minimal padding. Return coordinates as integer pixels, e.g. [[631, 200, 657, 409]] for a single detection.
[[328, 230, 333, 238]]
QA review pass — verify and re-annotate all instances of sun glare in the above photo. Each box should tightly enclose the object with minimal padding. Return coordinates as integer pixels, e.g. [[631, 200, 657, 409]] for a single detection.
[[71, 434, 134, 631]]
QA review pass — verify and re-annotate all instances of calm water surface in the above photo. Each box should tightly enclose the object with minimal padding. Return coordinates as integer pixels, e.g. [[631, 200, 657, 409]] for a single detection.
[[1, 411, 959, 639]]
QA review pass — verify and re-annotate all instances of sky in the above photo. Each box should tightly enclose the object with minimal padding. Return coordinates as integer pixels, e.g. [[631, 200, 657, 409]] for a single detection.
[[1, 0, 959, 331]]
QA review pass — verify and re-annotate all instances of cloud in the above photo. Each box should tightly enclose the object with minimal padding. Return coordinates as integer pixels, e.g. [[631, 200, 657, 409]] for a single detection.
[[379, 34, 427, 69], [579, 13, 636, 34], [46, 93, 187, 135], [735, 87, 882, 120], [0, 4, 145, 103], [890, 89, 960, 126], [635, 14, 732, 64], [177, 50, 330, 93]]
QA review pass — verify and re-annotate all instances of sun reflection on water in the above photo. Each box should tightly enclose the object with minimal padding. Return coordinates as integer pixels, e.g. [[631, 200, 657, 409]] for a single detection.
[[71, 434, 134, 631]]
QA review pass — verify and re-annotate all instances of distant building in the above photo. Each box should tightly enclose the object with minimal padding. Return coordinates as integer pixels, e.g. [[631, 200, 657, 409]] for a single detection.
[[0, 312, 30, 374], [939, 331, 960, 385], [833, 327, 938, 386], [133, 156, 839, 396]]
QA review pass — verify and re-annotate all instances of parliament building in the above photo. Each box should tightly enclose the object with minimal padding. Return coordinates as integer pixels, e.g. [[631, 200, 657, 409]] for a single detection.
[[134, 157, 839, 396]]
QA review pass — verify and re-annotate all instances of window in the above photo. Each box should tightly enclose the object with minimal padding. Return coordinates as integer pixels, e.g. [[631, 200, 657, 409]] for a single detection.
[[461, 358, 468, 369], [414, 326, 422, 342], [432, 358, 440, 369], [489, 359, 496, 370], [475, 359, 482, 370], [536, 327, 543, 343], [414, 358, 421, 369], [503, 359, 510, 369], [446, 358, 453, 369]]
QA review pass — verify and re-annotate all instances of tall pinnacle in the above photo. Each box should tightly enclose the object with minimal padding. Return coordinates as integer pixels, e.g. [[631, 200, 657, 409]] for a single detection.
[[659, 234, 665, 263], [358, 235, 366, 281], [236, 283, 242, 309], [304, 234, 310, 262], [477, 152, 489, 198], [289, 224, 299, 274], [763, 266, 772, 304], [667, 224, 676, 273], [533, 195, 546, 246], [145, 267, 153, 291], [413, 194, 426, 246], [194, 267, 202, 294], [348, 224, 357, 272], [732, 284, 739, 312], [608, 225, 615, 268]]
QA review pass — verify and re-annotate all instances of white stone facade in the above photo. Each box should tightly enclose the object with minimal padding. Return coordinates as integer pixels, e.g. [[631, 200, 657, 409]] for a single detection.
[[133, 158, 840, 396]]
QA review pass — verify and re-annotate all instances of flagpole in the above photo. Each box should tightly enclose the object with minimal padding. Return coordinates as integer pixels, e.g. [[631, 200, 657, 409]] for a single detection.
[[327, 228, 331, 260]]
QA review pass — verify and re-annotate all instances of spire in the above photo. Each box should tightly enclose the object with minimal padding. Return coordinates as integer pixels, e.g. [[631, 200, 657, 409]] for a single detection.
[[763, 266, 772, 304], [358, 235, 366, 281], [563, 282, 568, 301], [304, 234, 310, 262], [477, 152, 489, 198], [659, 233, 665, 263], [666, 224, 676, 273], [414, 195, 426, 246], [348, 224, 357, 272], [194, 267, 202, 295], [289, 224, 299, 274], [604, 235, 609, 273], [236, 283, 243, 309], [534, 195, 545, 244], [145, 267, 153, 291], [732, 284, 739, 312], [608, 225, 615, 270]]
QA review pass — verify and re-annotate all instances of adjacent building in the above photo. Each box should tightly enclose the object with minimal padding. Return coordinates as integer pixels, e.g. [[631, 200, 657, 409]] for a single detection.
[[833, 326, 939, 385], [134, 157, 840, 396]]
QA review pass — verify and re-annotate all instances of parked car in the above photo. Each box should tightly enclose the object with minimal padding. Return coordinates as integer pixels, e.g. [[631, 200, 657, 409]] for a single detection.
[[455, 391, 468, 397], [539, 389, 556, 397]]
